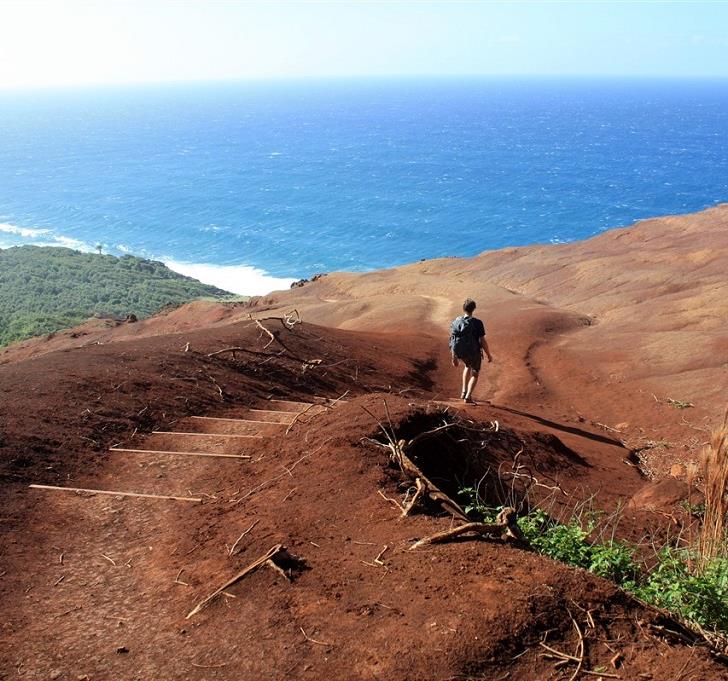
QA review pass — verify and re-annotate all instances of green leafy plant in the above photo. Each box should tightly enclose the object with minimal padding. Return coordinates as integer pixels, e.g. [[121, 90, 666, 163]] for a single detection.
[[634, 549, 728, 631], [457, 483, 728, 635]]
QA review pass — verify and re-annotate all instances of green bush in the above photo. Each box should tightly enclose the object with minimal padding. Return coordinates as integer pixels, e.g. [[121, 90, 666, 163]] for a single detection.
[[634, 550, 728, 631], [457, 486, 727, 634]]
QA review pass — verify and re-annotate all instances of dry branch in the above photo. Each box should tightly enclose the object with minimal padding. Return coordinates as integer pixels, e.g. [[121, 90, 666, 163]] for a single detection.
[[229, 519, 260, 556], [300, 626, 332, 646], [186, 544, 283, 618], [284, 402, 319, 435], [401, 478, 425, 517]]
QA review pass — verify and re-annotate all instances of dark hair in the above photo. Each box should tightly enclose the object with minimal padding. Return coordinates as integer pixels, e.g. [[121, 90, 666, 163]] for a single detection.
[[463, 298, 476, 314]]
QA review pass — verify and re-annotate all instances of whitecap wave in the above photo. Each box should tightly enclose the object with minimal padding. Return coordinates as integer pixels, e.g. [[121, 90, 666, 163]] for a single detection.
[[163, 259, 296, 296], [41, 235, 96, 252], [0, 222, 51, 238], [0, 221, 96, 252]]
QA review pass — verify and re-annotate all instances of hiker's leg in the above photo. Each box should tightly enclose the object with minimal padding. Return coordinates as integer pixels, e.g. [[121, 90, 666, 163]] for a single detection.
[[461, 365, 469, 397], [465, 370, 479, 399]]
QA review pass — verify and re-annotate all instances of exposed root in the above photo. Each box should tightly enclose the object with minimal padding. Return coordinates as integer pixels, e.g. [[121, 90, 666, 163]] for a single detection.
[[363, 404, 467, 520], [229, 519, 259, 556], [401, 478, 425, 517], [408, 507, 524, 550], [254, 319, 276, 349]]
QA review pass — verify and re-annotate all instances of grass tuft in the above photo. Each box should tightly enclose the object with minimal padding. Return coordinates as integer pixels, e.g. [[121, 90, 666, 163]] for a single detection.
[[699, 414, 728, 566]]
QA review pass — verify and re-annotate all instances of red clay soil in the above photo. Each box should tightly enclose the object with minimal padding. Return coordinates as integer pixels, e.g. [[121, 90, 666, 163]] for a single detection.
[[1, 316, 726, 679], [253, 204, 728, 479]]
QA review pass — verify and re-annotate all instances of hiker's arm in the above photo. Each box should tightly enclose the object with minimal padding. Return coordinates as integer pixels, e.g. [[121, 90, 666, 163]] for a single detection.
[[481, 337, 493, 363]]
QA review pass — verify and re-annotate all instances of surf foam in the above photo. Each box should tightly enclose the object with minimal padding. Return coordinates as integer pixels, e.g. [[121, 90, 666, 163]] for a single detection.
[[163, 259, 296, 296]]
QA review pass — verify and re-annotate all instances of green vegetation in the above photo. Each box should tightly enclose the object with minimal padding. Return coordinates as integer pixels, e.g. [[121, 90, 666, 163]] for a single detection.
[[0, 245, 236, 346], [458, 487, 728, 634]]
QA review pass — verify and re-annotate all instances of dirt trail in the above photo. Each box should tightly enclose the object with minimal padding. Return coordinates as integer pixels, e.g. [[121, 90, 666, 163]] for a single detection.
[[3, 203, 728, 678]]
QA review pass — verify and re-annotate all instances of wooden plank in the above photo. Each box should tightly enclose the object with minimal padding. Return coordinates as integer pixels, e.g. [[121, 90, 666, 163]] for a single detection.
[[151, 431, 264, 438], [29, 484, 202, 503], [190, 416, 288, 425], [110, 448, 251, 460], [267, 399, 315, 407]]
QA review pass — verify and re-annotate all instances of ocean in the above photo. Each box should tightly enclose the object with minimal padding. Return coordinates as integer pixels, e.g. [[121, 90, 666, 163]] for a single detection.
[[1, 78, 727, 295]]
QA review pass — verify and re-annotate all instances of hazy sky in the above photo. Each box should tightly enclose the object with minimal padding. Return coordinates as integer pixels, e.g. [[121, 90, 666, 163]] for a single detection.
[[1, 1, 728, 89]]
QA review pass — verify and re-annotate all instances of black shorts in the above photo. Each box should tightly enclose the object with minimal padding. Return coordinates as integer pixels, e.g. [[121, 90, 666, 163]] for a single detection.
[[458, 351, 482, 373]]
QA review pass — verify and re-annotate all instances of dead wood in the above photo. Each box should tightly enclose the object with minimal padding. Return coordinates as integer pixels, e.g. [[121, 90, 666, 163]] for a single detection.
[[201, 372, 225, 400], [186, 544, 282, 618], [284, 402, 320, 435], [377, 488, 404, 512], [300, 626, 332, 646], [408, 507, 523, 550], [394, 438, 468, 520]]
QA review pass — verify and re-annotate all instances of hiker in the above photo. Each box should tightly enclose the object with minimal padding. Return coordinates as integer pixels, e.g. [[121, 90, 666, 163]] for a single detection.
[[449, 298, 492, 404]]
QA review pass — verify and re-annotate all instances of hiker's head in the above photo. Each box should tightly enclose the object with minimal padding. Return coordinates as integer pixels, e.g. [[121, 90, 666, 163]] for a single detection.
[[463, 299, 476, 315]]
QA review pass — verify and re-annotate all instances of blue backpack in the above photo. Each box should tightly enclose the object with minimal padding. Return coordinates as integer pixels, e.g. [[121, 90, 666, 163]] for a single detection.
[[450, 316, 480, 357]]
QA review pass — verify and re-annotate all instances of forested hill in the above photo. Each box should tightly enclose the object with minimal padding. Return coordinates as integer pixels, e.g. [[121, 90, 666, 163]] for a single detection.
[[0, 246, 234, 346]]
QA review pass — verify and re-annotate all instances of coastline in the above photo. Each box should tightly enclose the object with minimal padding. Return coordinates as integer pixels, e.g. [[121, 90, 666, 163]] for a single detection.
[[2, 199, 728, 298]]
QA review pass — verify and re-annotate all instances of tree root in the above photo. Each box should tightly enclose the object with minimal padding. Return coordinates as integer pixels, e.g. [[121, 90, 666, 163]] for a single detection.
[[363, 405, 468, 520], [408, 507, 525, 550]]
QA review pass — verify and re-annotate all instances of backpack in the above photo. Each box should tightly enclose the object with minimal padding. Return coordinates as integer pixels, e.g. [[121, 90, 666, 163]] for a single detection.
[[450, 315, 480, 357]]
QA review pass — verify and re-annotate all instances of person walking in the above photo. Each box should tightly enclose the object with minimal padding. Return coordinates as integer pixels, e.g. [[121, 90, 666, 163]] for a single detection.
[[449, 298, 492, 404]]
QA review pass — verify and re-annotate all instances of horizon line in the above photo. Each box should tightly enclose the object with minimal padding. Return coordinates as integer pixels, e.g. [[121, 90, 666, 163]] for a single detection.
[[3, 72, 728, 94]]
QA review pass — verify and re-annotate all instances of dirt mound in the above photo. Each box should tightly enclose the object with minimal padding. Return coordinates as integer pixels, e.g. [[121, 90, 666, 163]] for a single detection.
[[628, 478, 704, 513]]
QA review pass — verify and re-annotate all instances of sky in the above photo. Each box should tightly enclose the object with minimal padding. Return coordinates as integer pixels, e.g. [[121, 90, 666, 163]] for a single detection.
[[1, 1, 728, 89]]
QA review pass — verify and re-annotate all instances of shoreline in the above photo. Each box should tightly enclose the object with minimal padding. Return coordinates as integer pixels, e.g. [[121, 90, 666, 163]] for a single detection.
[[2, 201, 727, 297]]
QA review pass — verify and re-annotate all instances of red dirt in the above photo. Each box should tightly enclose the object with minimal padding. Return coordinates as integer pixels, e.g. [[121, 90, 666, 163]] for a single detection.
[[2, 207, 728, 680]]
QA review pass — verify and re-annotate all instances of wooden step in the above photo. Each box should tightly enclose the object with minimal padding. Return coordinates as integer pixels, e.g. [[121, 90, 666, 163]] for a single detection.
[[29, 484, 202, 502], [110, 448, 251, 460]]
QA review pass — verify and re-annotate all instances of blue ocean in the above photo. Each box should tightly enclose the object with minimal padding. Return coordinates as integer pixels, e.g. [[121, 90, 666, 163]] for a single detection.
[[1, 78, 727, 294]]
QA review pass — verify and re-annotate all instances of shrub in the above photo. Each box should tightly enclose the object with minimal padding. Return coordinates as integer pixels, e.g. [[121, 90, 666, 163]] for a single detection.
[[458, 485, 727, 634]]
